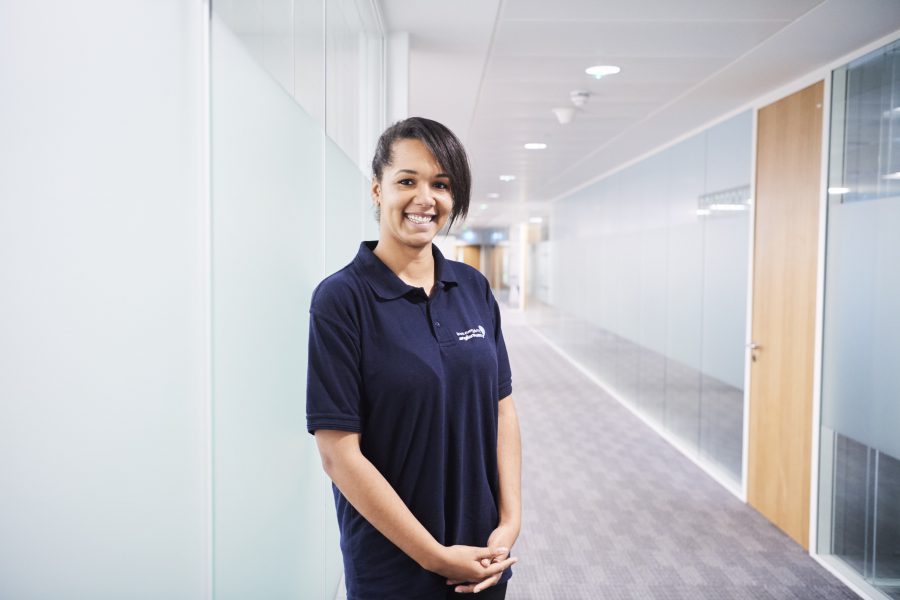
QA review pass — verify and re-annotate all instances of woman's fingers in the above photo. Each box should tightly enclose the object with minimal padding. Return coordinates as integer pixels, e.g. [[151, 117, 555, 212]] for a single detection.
[[445, 554, 518, 590], [490, 546, 509, 563], [483, 555, 517, 577], [454, 573, 500, 594], [472, 575, 501, 594]]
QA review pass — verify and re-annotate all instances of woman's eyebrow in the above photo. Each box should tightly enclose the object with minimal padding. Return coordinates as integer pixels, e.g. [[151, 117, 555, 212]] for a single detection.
[[394, 168, 450, 178]]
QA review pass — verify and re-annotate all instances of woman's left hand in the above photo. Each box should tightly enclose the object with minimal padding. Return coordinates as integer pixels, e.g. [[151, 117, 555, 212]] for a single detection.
[[446, 522, 520, 593]]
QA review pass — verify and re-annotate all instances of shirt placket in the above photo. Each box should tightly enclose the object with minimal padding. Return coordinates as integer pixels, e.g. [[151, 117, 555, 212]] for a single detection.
[[426, 284, 455, 344]]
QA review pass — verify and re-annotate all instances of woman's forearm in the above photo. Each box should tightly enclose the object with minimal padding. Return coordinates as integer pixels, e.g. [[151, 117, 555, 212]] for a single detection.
[[496, 395, 522, 531], [315, 430, 444, 571]]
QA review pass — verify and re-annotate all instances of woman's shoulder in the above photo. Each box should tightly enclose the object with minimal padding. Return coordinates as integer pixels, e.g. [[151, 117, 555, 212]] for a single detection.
[[310, 264, 365, 316]]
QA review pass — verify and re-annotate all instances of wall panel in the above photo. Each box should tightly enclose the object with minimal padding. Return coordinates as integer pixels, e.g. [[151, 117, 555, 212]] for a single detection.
[[0, 1, 208, 597], [534, 111, 753, 486]]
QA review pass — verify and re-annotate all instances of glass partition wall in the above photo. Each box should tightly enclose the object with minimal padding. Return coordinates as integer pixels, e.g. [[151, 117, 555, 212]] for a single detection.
[[209, 4, 382, 598], [528, 112, 752, 490], [818, 39, 900, 600]]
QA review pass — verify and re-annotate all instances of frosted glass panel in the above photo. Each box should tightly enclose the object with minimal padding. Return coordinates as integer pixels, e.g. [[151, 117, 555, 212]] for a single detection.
[[822, 196, 900, 458], [0, 2, 208, 598], [819, 39, 900, 600], [699, 211, 749, 477], [214, 0, 327, 124], [665, 222, 703, 447], [211, 16, 337, 600], [535, 111, 752, 486], [325, 139, 370, 273]]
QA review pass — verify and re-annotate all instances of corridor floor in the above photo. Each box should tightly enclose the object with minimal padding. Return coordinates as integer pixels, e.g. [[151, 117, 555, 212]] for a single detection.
[[501, 314, 857, 600]]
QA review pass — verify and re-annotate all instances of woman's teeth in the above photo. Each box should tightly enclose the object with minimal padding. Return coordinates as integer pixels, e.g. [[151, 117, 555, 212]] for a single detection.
[[406, 214, 433, 224]]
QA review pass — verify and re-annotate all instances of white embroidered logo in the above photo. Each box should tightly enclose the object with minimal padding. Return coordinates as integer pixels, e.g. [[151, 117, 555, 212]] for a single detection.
[[457, 325, 486, 341]]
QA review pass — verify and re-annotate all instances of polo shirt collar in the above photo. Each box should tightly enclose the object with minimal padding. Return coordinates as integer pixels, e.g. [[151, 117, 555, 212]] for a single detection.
[[355, 241, 459, 300]]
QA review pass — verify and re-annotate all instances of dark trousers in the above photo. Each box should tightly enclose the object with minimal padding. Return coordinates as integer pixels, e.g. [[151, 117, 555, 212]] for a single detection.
[[445, 582, 507, 599]]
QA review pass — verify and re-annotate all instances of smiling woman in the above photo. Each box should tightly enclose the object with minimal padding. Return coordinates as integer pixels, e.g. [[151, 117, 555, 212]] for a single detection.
[[306, 117, 522, 600], [371, 138, 454, 262]]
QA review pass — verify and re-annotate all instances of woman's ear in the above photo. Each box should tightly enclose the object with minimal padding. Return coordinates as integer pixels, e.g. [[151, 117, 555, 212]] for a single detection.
[[371, 179, 381, 205]]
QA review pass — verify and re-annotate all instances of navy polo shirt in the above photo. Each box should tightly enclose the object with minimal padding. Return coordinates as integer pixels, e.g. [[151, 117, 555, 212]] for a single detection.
[[306, 241, 513, 600]]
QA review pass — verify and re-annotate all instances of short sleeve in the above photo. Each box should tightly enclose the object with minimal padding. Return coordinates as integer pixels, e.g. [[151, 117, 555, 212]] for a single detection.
[[306, 309, 364, 434], [491, 291, 513, 400]]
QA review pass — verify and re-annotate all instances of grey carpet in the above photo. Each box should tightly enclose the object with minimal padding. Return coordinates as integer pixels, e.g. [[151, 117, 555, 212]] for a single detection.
[[501, 315, 857, 600]]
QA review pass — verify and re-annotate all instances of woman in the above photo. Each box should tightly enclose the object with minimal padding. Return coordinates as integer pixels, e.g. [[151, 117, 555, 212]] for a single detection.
[[306, 117, 522, 599]]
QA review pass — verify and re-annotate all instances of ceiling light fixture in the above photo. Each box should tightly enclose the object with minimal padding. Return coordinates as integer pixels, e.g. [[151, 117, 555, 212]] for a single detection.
[[529, 217, 543, 224], [828, 186, 851, 194], [553, 91, 590, 125], [586, 65, 621, 79], [499, 175, 516, 182], [696, 209, 711, 216], [524, 143, 547, 150], [487, 193, 500, 198], [882, 172, 900, 180], [552, 107, 576, 125]]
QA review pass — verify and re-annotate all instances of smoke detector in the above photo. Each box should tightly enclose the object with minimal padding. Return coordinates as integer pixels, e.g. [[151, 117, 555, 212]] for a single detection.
[[570, 90, 590, 107]]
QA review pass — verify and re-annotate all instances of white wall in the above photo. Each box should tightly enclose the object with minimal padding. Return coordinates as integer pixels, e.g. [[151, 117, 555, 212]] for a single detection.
[[0, 1, 209, 598]]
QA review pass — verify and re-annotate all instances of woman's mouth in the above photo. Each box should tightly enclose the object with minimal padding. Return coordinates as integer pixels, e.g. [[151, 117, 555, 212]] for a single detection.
[[405, 213, 434, 225]]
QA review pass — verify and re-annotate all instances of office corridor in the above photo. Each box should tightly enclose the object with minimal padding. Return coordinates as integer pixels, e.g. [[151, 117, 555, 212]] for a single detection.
[[502, 312, 855, 600]]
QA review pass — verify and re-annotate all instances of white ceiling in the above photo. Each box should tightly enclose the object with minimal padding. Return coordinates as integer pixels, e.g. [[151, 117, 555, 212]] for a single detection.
[[379, 0, 900, 229]]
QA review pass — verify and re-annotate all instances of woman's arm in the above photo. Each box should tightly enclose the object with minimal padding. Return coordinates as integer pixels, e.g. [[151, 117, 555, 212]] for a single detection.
[[495, 394, 522, 533], [448, 395, 522, 594], [315, 429, 517, 583]]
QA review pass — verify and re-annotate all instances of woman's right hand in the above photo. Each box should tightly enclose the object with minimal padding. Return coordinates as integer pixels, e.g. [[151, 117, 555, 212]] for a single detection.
[[430, 545, 517, 584]]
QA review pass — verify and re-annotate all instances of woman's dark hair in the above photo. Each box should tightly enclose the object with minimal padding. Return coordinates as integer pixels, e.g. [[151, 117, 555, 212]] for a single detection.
[[372, 117, 471, 231]]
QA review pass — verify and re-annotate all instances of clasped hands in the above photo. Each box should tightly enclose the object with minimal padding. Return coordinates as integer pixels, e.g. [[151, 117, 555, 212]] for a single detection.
[[433, 524, 519, 594]]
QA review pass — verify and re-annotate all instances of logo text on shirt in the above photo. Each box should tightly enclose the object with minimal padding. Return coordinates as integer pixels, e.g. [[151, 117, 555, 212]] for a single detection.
[[457, 325, 486, 341]]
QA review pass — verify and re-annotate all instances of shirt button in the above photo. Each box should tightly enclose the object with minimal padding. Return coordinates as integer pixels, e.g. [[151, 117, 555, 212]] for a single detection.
[[434, 321, 441, 327]]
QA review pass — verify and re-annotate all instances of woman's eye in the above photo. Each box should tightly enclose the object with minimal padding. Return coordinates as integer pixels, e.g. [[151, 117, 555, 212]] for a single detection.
[[434, 181, 449, 190]]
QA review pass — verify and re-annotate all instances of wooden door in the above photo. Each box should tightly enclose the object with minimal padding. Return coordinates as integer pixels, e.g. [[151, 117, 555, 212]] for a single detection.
[[748, 81, 824, 549], [461, 245, 481, 271]]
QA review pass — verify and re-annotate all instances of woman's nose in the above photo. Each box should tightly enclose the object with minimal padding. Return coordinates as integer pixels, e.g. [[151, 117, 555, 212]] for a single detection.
[[415, 186, 436, 206]]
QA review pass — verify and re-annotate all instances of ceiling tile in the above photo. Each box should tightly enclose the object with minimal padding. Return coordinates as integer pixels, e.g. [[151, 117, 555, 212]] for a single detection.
[[502, 0, 825, 22], [492, 20, 792, 58]]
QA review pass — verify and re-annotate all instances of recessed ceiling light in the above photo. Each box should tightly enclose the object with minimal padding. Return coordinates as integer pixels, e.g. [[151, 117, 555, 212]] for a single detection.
[[529, 217, 543, 224], [828, 186, 851, 194], [709, 203, 748, 211], [882, 172, 900, 180], [696, 209, 711, 216], [586, 65, 621, 79], [524, 143, 547, 150], [487, 193, 500, 199], [499, 175, 516, 182]]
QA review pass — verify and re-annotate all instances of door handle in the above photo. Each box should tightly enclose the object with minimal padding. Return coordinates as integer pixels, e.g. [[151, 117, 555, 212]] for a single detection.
[[748, 341, 760, 362]]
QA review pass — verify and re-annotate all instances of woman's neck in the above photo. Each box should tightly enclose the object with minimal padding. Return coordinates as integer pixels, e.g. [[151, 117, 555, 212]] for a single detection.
[[372, 238, 435, 292]]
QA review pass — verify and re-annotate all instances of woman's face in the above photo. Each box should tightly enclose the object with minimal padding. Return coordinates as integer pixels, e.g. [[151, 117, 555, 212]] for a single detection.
[[372, 138, 453, 250]]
